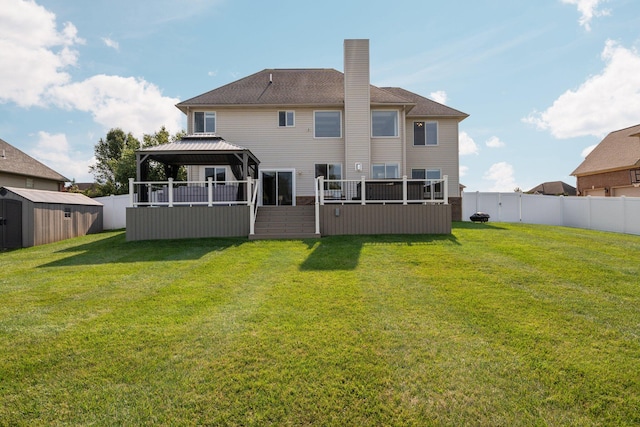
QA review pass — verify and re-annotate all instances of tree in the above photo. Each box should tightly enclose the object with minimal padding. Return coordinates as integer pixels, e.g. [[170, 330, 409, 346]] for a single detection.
[[89, 127, 186, 196]]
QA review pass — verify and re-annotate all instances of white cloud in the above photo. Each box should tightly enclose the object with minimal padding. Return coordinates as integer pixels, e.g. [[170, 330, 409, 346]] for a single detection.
[[0, 0, 84, 107], [30, 131, 93, 181], [102, 37, 119, 51], [483, 162, 518, 192], [524, 40, 640, 139], [49, 75, 182, 137], [581, 144, 598, 158], [459, 165, 469, 178], [485, 136, 505, 148], [429, 91, 448, 104], [208, 70, 218, 77], [459, 131, 479, 155], [560, 0, 610, 31]]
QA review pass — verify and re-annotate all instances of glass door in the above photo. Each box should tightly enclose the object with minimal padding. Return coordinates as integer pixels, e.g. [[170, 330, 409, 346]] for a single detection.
[[261, 170, 294, 206]]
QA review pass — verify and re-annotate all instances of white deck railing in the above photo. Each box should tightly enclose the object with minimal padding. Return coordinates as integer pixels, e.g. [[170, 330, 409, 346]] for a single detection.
[[315, 175, 448, 205], [128, 177, 253, 207]]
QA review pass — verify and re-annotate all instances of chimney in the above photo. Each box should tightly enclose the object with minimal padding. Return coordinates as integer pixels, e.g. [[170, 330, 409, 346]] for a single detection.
[[343, 39, 371, 180]]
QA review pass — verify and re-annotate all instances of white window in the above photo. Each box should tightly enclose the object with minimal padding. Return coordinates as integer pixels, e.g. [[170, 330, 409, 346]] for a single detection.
[[64, 207, 71, 218], [314, 111, 342, 138], [372, 163, 399, 179], [315, 163, 342, 190], [411, 168, 441, 180], [372, 111, 398, 137], [194, 112, 216, 133], [414, 121, 438, 146], [278, 111, 295, 127], [204, 167, 226, 185]]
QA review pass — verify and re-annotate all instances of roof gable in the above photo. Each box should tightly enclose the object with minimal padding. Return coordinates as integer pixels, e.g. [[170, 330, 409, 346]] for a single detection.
[[572, 124, 640, 176], [381, 87, 468, 118], [0, 138, 69, 182]]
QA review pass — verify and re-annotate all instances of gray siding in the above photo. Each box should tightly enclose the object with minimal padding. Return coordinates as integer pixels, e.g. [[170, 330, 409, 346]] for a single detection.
[[126, 206, 250, 241], [321, 204, 451, 235], [0, 173, 61, 191]]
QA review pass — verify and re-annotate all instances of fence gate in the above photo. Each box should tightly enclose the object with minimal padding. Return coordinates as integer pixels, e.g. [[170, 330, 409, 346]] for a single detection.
[[0, 199, 22, 250]]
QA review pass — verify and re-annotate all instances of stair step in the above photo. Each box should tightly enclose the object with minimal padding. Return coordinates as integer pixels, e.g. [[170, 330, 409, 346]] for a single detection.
[[252, 206, 319, 240]]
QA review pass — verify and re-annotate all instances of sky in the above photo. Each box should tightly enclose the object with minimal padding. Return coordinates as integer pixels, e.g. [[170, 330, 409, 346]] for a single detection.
[[1, 0, 639, 191]]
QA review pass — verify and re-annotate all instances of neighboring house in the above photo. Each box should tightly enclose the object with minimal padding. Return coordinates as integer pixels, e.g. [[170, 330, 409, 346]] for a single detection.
[[572, 124, 640, 197], [526, 181, 576, 196], [0, 138, 69, 191], [129, 39, 468, 240]]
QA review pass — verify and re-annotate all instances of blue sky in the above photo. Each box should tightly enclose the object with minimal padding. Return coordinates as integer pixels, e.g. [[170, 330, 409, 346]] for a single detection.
[[1, 0, 639, 191]]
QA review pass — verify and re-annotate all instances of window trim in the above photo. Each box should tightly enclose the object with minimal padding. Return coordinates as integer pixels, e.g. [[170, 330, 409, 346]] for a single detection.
[[278, 111, 295, 127], [371, 110, 399, 138], [313, 110, 342, 138], [194, 111, 216, 134], [413, 121, 438, 146], [371, 163, 400, 179]]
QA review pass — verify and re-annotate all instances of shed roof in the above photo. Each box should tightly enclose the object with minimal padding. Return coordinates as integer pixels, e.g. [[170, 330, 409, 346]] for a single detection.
[[176, 69, 467, 119], [1, 187, 103, 206], [0, 138, 69, 182], [572, 124, 640, 176]]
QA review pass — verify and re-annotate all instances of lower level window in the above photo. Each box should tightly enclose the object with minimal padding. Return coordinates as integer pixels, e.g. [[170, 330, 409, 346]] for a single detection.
[[412, 168, 442, 195], [315, 163, 342, 189], [205, 167, 226, 185], [372, 163, 399, 179]]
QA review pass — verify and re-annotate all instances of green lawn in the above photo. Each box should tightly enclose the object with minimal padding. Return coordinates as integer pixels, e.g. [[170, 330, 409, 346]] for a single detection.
[[1, 223, 639, 426]]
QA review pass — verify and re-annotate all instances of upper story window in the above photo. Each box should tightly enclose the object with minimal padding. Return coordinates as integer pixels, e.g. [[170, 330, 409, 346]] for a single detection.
[[414, 121, 438, 146], [372, 163, 399, 179], [314, 111, 342, 138], [278, 111, 295, 127], [194, 112, 216, 133], [372, 111, 398, 137]]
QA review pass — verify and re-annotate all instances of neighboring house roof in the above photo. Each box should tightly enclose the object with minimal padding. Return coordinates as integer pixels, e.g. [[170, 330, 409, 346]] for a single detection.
[[0, 138, 69, 182], [380, 87, 469, 118], [1, 186, 103, 206], [572, 124, 640, 176], [176, 69, 467, 119], [527, 181, 576, 196]]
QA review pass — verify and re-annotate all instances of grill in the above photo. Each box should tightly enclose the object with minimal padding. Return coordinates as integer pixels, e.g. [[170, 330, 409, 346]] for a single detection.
[[470, 212, 490, 223]]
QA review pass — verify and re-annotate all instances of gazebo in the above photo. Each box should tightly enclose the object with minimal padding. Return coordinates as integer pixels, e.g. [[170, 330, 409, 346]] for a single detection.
[[135, 134, 260, 202]]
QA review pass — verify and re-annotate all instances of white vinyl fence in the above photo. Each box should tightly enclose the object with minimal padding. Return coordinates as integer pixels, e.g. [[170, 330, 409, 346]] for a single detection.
[[94, 194, 130, 230], [462, 192, 640, 236]]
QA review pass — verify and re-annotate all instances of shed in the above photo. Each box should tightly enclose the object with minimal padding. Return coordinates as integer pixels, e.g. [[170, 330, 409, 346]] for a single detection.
[[0, 187, 103, 249]]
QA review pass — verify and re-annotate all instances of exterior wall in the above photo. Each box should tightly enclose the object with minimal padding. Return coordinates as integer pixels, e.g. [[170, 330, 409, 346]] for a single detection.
[[0, 173, 61, 191], [405, 118, 460, 197], [576, 169, 633, 196], [126, 206, 250, 241], [370, 109, 404, 174], [612, 185, 640, 197], [321, 204, 451, 235], [188, 107, 345, 199], [343, 39, 371, 180]]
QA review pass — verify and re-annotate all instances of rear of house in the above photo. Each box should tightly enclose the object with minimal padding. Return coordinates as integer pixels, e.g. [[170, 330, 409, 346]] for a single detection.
[[128, 39, 467, 240]]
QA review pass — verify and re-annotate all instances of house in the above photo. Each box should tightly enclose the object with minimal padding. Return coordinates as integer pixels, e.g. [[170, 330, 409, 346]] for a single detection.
[[526, 181, 576, 196], [572, 124, 640, 197], [128, 39, 468, 240], [0, 186, 103, 249], [0, 138, 69, 191]]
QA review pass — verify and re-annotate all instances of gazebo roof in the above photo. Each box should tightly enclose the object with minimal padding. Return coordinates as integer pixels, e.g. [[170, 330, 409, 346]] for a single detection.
[[136, 134, 260, 167]]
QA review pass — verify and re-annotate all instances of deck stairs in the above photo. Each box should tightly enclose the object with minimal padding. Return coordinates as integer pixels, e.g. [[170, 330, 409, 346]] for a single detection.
[[250, 206, 320, 240]]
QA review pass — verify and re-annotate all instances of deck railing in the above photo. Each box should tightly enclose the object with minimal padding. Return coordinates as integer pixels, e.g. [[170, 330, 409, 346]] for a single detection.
[[128, 177, 253, 207], [315, 175, 448, 205]]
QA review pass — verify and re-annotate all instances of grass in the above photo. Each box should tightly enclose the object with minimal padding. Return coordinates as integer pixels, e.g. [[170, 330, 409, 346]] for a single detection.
[[0, 222, 639, 426]]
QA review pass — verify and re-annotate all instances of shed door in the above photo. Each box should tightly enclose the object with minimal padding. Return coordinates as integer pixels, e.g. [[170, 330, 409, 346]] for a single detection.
[[1, 199, 22, 250]]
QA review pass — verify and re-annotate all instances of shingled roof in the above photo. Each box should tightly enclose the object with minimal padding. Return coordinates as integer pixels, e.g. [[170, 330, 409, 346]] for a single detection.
[[527, 181, 576, 196], [572, 124, 640, 176], [0, 138, 69, 182], [176, 69, 467, 119]]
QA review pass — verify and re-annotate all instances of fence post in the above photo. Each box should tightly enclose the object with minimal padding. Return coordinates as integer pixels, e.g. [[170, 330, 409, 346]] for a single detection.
[[443, 175, 448, 205], [168, 178, 174, 207], [249, 177, 255, 235], [129, 178, 135, 207], [402, 175, 408, 205], [207, 177, 213, 207], [318, 176, 325, 205]]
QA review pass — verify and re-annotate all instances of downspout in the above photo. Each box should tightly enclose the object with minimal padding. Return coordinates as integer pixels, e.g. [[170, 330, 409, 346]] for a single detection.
[[401, 107, 407, 176]]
